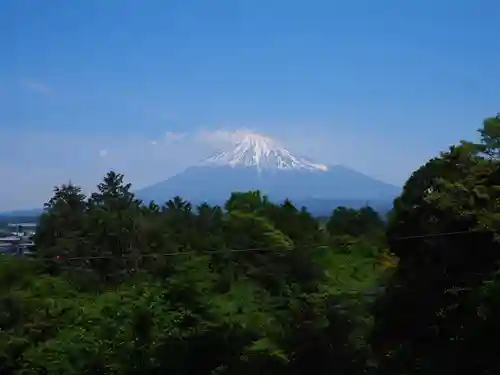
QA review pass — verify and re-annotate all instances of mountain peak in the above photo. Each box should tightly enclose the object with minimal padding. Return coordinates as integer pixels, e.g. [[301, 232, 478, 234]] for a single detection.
[[200, 131, 328, 171]]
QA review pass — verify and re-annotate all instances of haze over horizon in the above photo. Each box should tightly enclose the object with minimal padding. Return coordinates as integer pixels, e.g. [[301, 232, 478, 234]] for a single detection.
[[1, 0, 499, 211]]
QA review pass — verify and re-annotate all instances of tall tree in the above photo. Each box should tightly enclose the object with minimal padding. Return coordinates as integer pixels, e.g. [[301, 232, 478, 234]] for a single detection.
[[86, 171, 143, 282], [34, 183, 87, 265], [372, 115, 500, 375]]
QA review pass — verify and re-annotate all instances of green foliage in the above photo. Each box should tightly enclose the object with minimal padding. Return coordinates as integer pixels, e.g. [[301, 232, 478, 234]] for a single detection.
[[371, 114, 500, 375], [3, 114, 499, 374], [1, 173, 383, 374], [327, 206, 384, 238]]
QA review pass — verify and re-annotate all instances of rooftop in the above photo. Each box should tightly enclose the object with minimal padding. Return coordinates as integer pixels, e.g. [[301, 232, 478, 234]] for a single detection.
[[0, 236, 22, 242]]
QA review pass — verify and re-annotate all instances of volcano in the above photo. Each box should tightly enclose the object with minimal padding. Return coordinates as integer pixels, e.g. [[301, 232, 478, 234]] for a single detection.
[[136, 131, 400, 213]]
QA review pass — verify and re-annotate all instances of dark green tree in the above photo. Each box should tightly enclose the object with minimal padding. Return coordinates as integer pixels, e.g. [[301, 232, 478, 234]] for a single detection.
[[34, 182, 87, 269], [371, 115, 500, 375], [85, 171, 144, 282]]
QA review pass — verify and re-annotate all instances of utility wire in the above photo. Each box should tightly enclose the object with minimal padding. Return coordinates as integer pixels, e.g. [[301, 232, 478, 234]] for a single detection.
[[391, 229, 486, 241], [0, 229, 494, 262], [1, 245, 332, 261]]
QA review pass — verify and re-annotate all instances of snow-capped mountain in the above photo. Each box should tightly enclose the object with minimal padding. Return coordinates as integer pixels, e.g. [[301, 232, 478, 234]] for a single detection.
[[201, 131, 328, 171], [136, 131, 400, 213]]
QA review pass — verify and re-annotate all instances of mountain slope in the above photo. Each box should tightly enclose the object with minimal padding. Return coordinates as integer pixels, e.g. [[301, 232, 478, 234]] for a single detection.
[[136, 131, 400, 209], [0, 208, 43, 218], [137, 165, 399, 202]]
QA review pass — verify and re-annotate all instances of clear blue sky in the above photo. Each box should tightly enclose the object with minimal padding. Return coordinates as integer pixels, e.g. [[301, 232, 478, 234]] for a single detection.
[[1, 0, 499, 210]]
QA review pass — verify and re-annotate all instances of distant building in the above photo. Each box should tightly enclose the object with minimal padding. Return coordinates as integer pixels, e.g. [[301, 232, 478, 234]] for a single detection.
[[7, 223, 36, 237], [0, 229, 35, 256]]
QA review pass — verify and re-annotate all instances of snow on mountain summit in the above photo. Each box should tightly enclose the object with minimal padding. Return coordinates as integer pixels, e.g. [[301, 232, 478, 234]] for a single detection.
[[200, 131, 328, 171]]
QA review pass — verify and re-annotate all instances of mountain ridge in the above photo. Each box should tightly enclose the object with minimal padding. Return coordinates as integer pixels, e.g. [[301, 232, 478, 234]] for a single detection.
[[136, 130, 400, 212]]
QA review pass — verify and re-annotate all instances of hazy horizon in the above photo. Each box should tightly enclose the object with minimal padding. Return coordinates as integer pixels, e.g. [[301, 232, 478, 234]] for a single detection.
[[1, 0, 499, 210]]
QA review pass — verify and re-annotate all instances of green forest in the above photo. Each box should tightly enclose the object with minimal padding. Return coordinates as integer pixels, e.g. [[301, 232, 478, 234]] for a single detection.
[[1, 115, 499, 374]]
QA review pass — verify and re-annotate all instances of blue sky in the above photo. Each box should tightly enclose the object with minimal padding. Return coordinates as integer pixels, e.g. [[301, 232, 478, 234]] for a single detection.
[[1, 0, 499, 210]]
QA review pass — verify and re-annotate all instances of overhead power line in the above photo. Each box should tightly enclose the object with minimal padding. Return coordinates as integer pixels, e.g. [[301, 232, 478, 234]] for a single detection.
[[2, 245, 332, 262], [0, 229, 494, 263], [391, 229, 486, 241]]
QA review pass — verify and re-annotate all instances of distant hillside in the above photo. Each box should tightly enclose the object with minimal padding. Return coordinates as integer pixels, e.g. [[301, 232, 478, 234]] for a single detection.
[[0, 208, 43, 218]]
